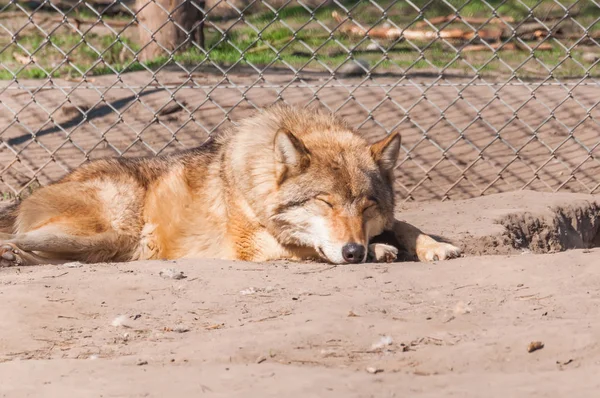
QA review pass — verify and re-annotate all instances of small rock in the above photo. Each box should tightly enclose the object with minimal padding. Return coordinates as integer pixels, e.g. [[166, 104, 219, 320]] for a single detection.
[[111, 315, 131, 328], [528, 341, 544, 353], [240, 286, 275, 295], [137, 360, 148, 366], [370, 335, 393, 351], [453, 301, 472, 315], [159, 268, 186, 280], [173, 325, 190, 333], [338, 59, 370, 76], [582, 52, 599, 63], [366, 366, 384, 374]]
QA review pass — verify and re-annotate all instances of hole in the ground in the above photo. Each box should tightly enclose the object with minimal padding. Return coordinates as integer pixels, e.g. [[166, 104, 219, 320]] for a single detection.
[[500, 203, 600, 253], [457, 202, 600, 256]]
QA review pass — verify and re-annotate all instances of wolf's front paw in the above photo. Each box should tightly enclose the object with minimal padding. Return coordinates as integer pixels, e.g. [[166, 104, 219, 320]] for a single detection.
[[0, 243, 23, 267], [368, 243, 398, 263], [416, 242, 461, 262]]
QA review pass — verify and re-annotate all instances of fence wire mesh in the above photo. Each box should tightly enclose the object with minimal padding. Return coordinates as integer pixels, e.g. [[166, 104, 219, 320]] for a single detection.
[[1, 0, 600, 201]]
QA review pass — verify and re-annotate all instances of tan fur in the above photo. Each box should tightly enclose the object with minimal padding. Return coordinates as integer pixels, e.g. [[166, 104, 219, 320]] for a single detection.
[[0, 104, 461, 267]]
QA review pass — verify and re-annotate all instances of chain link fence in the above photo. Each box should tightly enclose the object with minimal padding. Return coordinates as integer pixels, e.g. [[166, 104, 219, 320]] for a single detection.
[[1, 0, 600, 201]]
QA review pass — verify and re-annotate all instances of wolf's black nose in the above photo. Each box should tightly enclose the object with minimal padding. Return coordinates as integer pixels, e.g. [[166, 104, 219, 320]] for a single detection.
[[342, 243, 366, 264]]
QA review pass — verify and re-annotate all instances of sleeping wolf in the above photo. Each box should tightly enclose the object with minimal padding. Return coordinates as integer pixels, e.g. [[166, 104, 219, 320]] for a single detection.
[[0, 104, 460, 266]]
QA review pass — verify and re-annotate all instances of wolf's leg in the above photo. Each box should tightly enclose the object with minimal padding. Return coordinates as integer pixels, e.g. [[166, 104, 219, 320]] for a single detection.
[[390, 220, 461, 262], [0, 243, 68, 267], [0, 227, 125, 267], [367, 243, 398, 263]]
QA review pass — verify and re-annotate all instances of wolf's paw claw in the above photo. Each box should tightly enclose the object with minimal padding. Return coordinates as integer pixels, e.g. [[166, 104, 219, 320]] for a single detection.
[[368, 243, 398, 263], [417, 242, 461, 262], [0, 244, 23, 267]]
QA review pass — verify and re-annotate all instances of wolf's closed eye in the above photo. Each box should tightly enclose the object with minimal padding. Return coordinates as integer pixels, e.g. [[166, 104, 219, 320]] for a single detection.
[[315, 196, 334, 208]]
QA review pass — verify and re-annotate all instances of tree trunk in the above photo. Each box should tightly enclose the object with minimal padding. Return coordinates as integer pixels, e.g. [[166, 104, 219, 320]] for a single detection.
[[135, 0, 205, 62]]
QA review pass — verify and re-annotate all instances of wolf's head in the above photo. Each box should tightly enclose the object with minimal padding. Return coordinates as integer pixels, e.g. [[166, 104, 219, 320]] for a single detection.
[[265, 109, 401, 264]]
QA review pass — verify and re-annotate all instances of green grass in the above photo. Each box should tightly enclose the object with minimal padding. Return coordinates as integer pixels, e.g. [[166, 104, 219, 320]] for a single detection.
[[0, 28, 144, 79], [2, 0, 600, 79]]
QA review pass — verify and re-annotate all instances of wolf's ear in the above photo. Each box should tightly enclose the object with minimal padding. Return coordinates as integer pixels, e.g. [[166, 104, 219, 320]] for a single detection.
[[370, 132, 401, 173], [274, 129, 310, 183]]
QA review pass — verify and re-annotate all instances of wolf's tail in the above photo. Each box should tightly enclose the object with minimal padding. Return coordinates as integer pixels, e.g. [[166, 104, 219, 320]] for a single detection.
[[0, 202, 18, 233]]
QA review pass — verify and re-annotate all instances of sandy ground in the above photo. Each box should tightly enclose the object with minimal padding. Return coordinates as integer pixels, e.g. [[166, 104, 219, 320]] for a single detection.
[[1, 191, 599, 397]]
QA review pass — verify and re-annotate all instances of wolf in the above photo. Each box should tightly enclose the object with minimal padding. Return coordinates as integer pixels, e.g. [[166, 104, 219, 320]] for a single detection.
[[0, 104, 460, 267]]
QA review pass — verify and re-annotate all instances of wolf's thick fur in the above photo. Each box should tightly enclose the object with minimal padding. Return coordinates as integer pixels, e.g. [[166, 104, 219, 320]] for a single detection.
[[0, 105, 460, 266]]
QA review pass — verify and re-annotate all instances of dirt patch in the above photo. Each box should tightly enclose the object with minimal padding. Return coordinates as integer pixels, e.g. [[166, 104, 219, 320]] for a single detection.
[[458, 234, 517, 256], [396, 191, 600, 257], [500, 202, 600, 253], [456, 202, 600, 256]]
